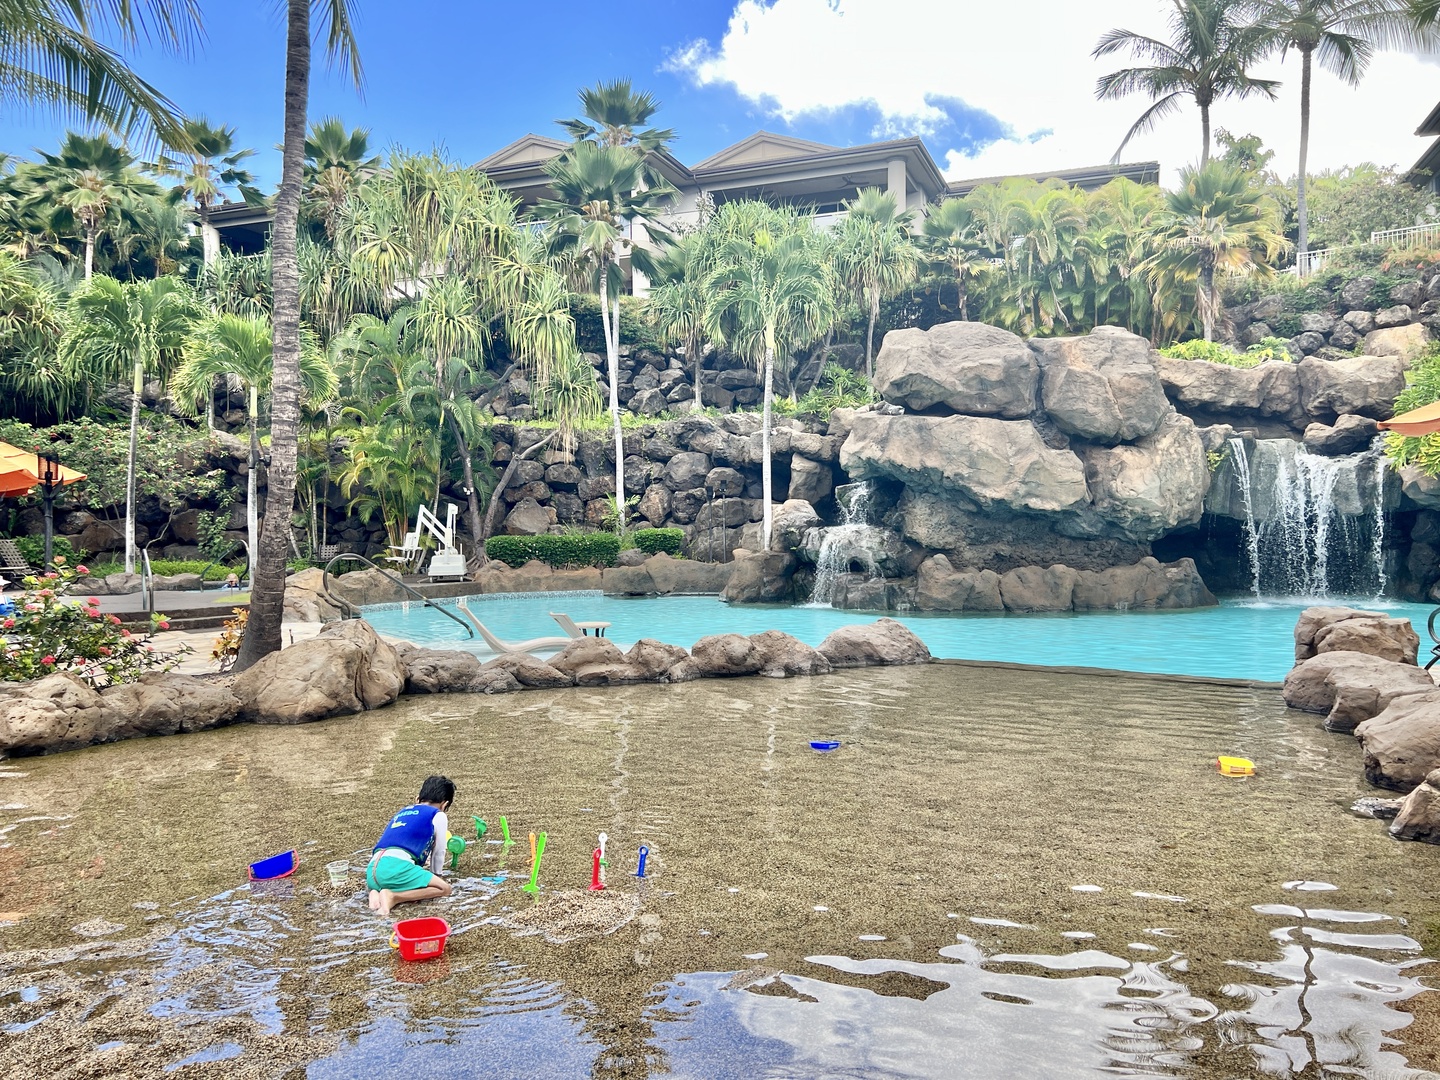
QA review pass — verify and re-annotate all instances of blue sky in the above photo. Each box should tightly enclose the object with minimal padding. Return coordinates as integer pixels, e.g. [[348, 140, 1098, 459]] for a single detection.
[[1, 0, 1429, 190]]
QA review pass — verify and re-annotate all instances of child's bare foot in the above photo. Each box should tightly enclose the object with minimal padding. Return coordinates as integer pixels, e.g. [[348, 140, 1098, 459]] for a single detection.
[[377, 889, 396, 917], [367, 890, 380, 911]]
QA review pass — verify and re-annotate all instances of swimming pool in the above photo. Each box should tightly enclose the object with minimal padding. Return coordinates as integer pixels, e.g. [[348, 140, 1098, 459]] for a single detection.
[[360, 591, 1438, 683]]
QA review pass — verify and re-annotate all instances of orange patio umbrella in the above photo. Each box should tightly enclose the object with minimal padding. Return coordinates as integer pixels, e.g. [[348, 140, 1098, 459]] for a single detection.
[[0, 441, 87, 567], [1377, 402, 1440, 438]]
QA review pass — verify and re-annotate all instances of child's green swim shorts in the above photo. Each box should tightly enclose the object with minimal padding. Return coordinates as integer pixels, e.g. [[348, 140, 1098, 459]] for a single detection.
[[366, 854, 435, 893]]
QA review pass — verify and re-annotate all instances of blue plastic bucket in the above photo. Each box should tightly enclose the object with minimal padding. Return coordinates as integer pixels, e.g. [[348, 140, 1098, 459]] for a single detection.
[[248, 850, 297, 880], [810, 741, 840, 752]]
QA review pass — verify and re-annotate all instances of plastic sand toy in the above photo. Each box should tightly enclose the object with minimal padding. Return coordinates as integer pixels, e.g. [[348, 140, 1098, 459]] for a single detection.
[[472, 816, 488, 840], [810, 741, 840, 752], [635, 845, 649, 879], [446, 834, 466, 870], [390, 916, 450, 961], [522, 832, 547, 895], [248, 850, 297, 881], [1217, 756, 1256, 777]]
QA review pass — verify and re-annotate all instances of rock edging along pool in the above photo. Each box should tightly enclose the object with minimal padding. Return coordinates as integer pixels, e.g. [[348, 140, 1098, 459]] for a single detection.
[[359, 593, 1436, 683]]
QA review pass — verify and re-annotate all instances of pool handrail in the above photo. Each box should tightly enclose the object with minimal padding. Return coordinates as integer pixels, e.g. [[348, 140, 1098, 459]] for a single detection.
[[319, 553, 474, 639]]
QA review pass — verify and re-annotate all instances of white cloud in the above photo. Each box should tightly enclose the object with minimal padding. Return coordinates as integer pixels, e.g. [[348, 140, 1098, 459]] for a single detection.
[[668, 0, 1434, 186]]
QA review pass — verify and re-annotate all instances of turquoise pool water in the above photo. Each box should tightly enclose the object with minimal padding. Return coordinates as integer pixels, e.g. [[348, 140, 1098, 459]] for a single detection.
[[360, 592, 1438, 683]]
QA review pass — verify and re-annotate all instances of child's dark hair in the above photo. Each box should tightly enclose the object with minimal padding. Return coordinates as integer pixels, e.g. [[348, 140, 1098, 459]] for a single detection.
[[418, 775, 455, 806]]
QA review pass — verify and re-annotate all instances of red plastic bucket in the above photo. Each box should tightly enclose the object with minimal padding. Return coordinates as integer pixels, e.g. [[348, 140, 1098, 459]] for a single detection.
[[390, 916, 450, 962]]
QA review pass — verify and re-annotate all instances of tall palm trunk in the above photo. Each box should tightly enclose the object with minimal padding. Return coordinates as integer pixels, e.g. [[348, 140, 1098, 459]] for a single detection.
[[691, 333, 703, 408], [1200, 103, 1211, 166], [865, 289, 879, 381], [1199, 251, 1217, 342], [957, 279, 968, 321], [447, 412, 484, 555], [761, 339, 774, 552], [1296, 47, 1313, 261], [597, 251, 625, 528], [124, 359, 142, 574], [247, 383, 259, 574], [235, 0, 308, 671], [84, 222, 97, 280]]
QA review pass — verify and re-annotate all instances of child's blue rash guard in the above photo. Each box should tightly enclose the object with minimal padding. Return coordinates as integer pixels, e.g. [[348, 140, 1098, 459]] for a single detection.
[[373, 804, 440, 863]]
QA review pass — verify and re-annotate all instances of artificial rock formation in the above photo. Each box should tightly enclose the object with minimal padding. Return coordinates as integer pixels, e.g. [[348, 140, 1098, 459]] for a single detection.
[[817, 617, 932, 667], [875, 321, 1038, 418], [1389, 768, 1440, 843], [1080, 414, 1208, 540], [1293, 606, 1420, 665], [1282, 650, 1436, 733], [1355, 691, 1440, 791], [233, 618, 405, 724], [1032, 326, 1170, 444]]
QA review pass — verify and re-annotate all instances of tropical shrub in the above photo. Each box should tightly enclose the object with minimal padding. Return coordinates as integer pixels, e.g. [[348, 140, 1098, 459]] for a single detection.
[[484, 533, 622, 569], [8, 536, 83, 569], [795, 362, 875, 417], [1159, 339, 1288, 368], [210, 607, 248, 673], [0, 560, 185, 684], [632, 527, 684, 556], [1384, 343, 1440, 475]]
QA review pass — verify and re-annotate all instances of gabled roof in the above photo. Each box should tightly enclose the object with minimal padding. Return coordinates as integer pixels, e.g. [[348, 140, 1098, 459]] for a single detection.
[[692, 131, 838, 171], [945, 161, 1161, 196], [474, 134, 569, 171], [1418, 101, 1440, 137]]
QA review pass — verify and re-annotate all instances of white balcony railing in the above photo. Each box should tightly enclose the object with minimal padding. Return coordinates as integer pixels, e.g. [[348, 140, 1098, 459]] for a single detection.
[[1370, 222, 1440, 250], [1289, 247, 1335, 278]]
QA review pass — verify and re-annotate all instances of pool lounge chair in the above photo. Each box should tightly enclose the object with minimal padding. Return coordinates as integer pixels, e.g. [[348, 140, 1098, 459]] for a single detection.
[[548, 612, 612, 638], [456, 602, 571, 657]]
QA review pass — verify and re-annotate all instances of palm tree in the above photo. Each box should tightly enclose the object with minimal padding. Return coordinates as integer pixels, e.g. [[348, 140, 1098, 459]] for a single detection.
[[237, 0, 361, 672], [61, 275, 200, 571], [0, 1, 201, 146], [705, 211, 835, 551], [154, 117, 260, 266], [836, 188, 918, 380], [1150, 161, 1288, 341], [26, 133, 160, 278], [537, 140, 674, 530], [920, 198, 994, 322], [173, 312, 337, 569], [1095, 0, 1280, 165], [0, 252, 72, 422], [558, 79, 677, 152], [646, 231, 711, 404], [303, 116, 379, 239], [1254, 1, 1430, 261]]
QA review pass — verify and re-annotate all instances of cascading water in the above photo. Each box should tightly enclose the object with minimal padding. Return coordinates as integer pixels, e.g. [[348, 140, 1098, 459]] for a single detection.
[[806, 482, 880, 607], [1226, 437, 1389, 598]]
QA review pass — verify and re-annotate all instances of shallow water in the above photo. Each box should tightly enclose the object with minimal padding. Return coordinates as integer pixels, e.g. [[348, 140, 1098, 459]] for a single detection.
[[0, 665, 1436, 1079], [359, 593, 1439, 682]]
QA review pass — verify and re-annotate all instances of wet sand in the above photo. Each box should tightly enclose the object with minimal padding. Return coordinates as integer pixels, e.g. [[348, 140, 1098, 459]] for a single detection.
[[0, 662, 1435, 1079]]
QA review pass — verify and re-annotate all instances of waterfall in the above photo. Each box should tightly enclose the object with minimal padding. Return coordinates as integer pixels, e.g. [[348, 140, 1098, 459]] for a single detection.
[[1229, 439, 1388, 599], [1229, 438, 1261, 598], [807, 482, 879, 607]]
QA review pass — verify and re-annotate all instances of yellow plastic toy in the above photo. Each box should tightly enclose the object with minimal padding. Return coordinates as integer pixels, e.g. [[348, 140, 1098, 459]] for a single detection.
[[1217, 756, 1256, 777]]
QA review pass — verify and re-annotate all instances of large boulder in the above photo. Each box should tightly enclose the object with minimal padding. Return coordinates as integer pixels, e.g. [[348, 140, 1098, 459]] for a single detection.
[[1157, 357, 1301, 420], [798, 524, 918, 579], [1031, 327, 1170, 443], [1400, 465, 1440, 511], [1390, 768, 1440, 843], [1363, 323, 1430, 362], [691, 633, 764, 676], [874, 321, 1039, 418], [1302, 414, 1380, 456], [0, 674, 111, 755], [748, 629, 832, 677], [915, 555, 1004, 612], [817, 618, 932, 668], [720, 551, 796, 604], [771, 499, 821, 551], [1080, 414, 1208, 540], [999, 565, 1080, 612], [503, 497, 553, 536], [663, 452, 713, 492], [393, 643, 520, 694], [787, 455, 833, 505], [233, 618, 405, 724], [841, 413, 1089, 515], [1282, 651, 1435, 733], [482, 653, 573, 689], [284, 567, 344, 622], [1296, 355, 1405, 421], [1294, 606, 1419, 664], [100, 673, 241, 738], [624, 639, 691, 681], [327, 567, 408, 608], [1355, 692, 1440, 791], [1071, 557, 1216, 611], [642, 553, 732, 595], [547, 637, 641, 686]]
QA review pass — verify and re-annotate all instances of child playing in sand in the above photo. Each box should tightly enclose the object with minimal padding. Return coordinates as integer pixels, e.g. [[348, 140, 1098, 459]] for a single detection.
[[367, 775, 455, 917]]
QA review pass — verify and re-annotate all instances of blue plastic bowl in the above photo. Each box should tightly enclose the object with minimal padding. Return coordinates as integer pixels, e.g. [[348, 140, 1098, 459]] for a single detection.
[[810, 740, 840, 752], [248, 850, 297, 881]]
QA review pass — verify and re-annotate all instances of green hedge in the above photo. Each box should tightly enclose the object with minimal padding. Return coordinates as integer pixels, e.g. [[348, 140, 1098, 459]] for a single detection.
[[485, 533, 621, 569], [9, 536, 83, 569], [633, 527, 684, 556]]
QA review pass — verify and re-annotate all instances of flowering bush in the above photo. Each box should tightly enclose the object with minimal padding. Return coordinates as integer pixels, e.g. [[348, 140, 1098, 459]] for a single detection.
[[0, 558, 189, 684], [210, 607, 248, 673]]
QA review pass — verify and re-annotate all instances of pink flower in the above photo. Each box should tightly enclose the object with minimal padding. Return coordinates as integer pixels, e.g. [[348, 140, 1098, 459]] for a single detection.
[[76, 566, 89, 575], [1, 618, 12, 630], [98, 647, 110, 657], [120, 629, 131, 637], [156, 621, 170, 631], [36, 589, 53, 598], [41, 655, 54, 665], [107, 615, 121, 626], [86, 597, 98, 605], [52, 555, 65, 566], [43, 572, 56, 580], [23, 603, 39, 613]]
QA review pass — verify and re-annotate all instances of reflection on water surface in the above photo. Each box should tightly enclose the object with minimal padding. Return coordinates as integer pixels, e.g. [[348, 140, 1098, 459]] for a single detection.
[[0, 664, 1435, 1079]]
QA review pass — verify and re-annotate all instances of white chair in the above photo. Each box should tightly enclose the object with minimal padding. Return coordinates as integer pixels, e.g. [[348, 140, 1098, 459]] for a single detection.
[[456, 603, 571, 657], [549, 612, 612, 638], [384, 531, 421, 571]]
